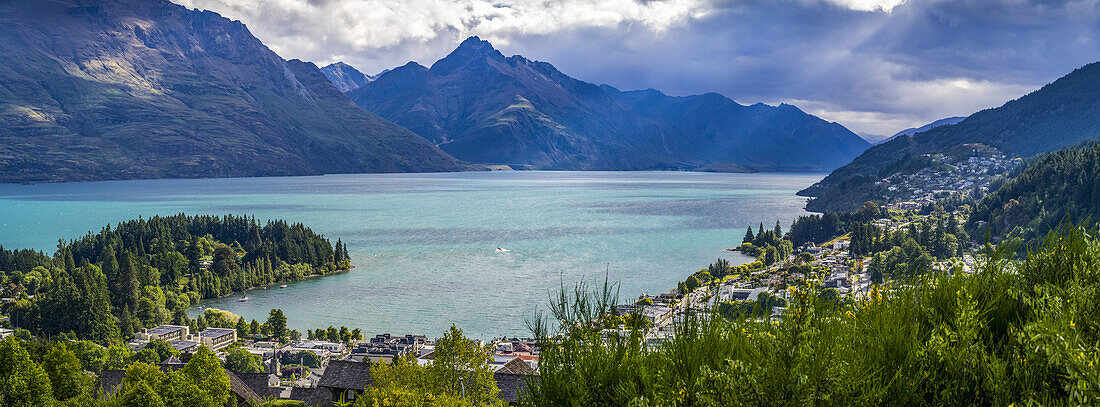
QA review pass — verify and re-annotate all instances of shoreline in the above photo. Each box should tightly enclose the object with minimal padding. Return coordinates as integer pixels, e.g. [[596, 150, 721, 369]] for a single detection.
[[193, 265, 356, 304]]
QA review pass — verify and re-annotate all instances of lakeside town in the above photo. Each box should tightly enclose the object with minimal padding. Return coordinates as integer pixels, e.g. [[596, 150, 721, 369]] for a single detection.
[[0, 201, 979, 407]]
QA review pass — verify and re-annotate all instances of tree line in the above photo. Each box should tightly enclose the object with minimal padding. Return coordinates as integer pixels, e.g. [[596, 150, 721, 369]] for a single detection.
[[0, 214, 348, 345]]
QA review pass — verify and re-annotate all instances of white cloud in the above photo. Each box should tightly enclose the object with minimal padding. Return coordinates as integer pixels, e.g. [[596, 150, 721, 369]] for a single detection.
[[169, 0, 1099, 136], [787, 76, 1035, 135], [823, 0, 907, 12], [175, 0, 708, 52]]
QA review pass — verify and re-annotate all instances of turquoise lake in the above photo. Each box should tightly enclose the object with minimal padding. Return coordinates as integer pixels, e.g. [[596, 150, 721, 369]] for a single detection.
[[0, 171, 822, 339]]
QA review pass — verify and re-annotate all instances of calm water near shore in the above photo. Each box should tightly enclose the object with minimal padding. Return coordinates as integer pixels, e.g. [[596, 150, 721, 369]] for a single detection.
[[0, 171, 821, 339]]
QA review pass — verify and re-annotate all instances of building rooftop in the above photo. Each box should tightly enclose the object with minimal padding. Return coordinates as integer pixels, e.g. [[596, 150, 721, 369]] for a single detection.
[[146, 325, 187, 336], [199, 328, 236, 337], [171, 340, 199, 352], [318, 360, 373, 390]]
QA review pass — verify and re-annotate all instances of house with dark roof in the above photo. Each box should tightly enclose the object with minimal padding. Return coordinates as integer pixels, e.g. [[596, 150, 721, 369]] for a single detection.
[[96, 365, 273, 407], [289, 386, 332, 407], [495, 372, 536, 405], [317, 359, 373, 404], [493, 357, 538, 376], [288, 356, 536, 405]]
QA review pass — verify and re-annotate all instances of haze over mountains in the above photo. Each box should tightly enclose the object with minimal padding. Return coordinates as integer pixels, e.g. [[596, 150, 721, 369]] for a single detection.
[[343, 37, 871, 172], [800, 62, 1100, 212], [0, 0, 470, 183]]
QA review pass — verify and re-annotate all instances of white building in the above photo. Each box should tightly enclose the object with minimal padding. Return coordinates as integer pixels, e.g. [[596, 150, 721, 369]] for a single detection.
[[197, 328, 237, 351], [136, 325, 189, 343]]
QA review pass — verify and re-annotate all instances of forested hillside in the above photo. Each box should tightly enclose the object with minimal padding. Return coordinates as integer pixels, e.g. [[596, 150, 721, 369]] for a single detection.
[[0, 214, 350, 344], [968, 142, 1100, 242]]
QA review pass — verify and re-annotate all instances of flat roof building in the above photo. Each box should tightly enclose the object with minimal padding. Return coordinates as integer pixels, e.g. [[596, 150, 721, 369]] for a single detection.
[[198, 328, 237, 351], [136, 325, 189, 343], [171, 340, 200, 354]]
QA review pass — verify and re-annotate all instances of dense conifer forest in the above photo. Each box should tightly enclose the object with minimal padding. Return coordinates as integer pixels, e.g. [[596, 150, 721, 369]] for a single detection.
[[968, 141, 1100, 243], [0, 214, 350, 345]]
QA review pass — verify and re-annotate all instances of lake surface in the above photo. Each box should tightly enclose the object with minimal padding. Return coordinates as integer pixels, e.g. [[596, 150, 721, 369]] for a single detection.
[[0, 171, 822, 339]]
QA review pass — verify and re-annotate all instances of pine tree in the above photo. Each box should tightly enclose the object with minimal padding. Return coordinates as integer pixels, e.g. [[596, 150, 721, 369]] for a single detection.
[[115, 251, 140, 312], [74, 265, 121, 345], [743, 227, 755, 244], [267, 309, 288, 342], [99, 246, 119, 284], [235, 318, 250, 337]]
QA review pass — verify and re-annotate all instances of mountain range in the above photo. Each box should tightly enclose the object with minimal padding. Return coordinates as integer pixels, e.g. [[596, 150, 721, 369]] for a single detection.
[[799, 62, 1100, 212], [0, 1, 873, 183], [341, 37, 870, 172], [0, 0, 471, 183]]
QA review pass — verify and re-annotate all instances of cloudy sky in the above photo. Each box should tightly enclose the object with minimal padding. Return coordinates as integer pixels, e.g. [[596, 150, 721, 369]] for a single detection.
[[173, 0, 1100, 136]]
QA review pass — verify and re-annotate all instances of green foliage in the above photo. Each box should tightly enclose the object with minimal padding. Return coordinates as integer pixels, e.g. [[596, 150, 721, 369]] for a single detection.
[[258, 400, 307, 407], [2, 214, 345, 345], [280, 350, 323, 369], [224, 345, 264, 374], [120, 381, 165, 407], [42, 343, 91, 400], [104, 344, 134, 371], [181, 346, 232, 405], [267, 309, 288, 342], [132, 339, 178, 365], [108, 358, 227, 407], [527, 223, 1100, 405], [969, 141, 1100, 243], [70, 340, 109, 373], [0, 337, 54, 406], [354, 325, 504, 407]]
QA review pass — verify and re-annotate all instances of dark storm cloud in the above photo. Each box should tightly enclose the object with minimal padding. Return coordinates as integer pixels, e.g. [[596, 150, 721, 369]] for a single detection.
[[174, 0, 1100, 135]]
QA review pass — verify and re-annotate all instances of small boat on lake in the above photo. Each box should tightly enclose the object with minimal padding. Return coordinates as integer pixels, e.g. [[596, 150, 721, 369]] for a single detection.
[[238, 296, 248, 302], [280, 285, 288, 288], [496, 247, 511, 253]]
